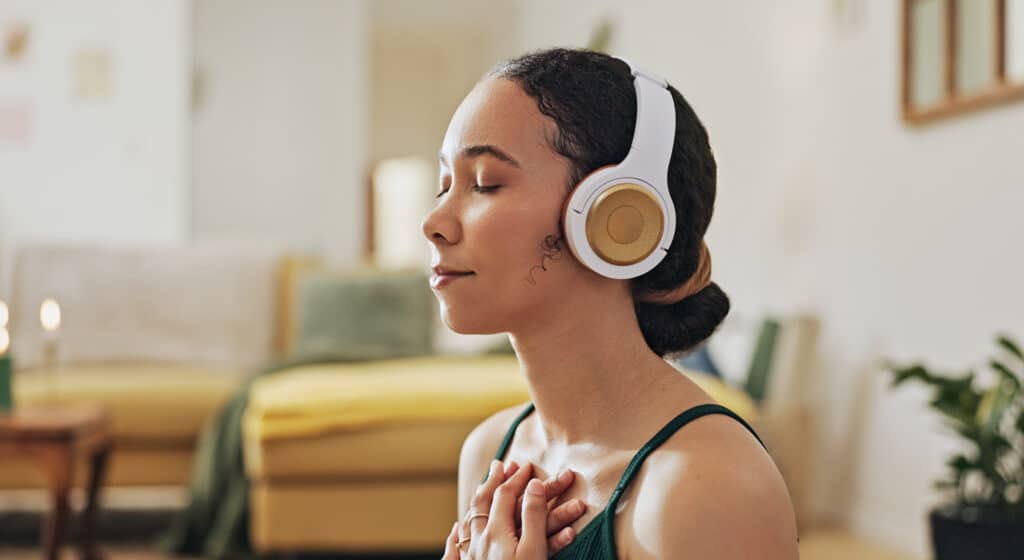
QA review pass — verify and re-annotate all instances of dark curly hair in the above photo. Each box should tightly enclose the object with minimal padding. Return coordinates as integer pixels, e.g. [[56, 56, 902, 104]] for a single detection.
[[492, 48, 729, 358]]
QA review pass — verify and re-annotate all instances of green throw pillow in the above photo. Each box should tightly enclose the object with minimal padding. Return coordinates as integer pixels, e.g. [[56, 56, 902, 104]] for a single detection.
[[293, 268, 435, 361]]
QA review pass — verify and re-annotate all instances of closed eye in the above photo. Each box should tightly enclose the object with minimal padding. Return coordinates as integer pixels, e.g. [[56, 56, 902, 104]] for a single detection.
[[434, 184, 502, 198]]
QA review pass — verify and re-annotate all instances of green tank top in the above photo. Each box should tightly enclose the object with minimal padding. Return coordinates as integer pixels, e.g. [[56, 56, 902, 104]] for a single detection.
[[484, 402, 766, 560]]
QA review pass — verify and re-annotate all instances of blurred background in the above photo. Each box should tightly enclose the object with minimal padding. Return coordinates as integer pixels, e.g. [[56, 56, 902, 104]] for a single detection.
[[1, 1, 1023, 559]]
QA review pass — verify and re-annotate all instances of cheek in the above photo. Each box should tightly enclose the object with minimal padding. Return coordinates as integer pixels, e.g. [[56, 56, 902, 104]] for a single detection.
[[468, 203, 558, 268], [467, 202, 572, 303]]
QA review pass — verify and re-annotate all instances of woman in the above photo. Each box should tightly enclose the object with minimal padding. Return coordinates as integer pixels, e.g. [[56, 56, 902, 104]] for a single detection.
[[424, 48, 799, 559]]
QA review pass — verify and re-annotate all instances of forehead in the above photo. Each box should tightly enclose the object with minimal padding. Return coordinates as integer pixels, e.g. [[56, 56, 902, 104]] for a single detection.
[[440, 77, 556, 167]]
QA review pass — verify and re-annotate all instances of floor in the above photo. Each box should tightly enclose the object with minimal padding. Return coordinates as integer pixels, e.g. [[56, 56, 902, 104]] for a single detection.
[[0, 528, 924, 560], [799, 528, 922, 560]]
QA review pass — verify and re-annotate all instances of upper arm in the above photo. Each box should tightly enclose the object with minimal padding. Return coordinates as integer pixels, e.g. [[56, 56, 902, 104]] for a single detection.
[[456, 405, 522, 520], [627, 424, 800, 559]]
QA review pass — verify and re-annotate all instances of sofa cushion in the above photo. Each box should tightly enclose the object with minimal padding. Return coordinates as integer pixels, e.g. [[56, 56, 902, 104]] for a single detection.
[[13, 364, 243, 444], [245, 418, 482, 481], [243, 354, 528, 443], [293, 268, 434, 361]]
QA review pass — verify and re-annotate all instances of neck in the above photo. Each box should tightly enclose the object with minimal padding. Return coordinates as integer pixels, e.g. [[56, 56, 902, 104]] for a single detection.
[[507, 281, 682, 448]]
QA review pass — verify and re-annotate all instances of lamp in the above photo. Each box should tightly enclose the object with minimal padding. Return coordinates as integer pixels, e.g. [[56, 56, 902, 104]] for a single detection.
[[372, 157, 435, 270]]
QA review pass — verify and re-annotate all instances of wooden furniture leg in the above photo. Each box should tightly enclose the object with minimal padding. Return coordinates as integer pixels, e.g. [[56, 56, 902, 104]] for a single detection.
[[41, 444, 74, 560], [80, 439, 112, 560]]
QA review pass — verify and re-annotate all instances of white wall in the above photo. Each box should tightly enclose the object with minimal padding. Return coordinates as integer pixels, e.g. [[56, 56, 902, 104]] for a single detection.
[[798, 1, 1024, 554], [0, 0, 190, 247], [514, 1, 1024, 557], [190, 0, 368, 263]]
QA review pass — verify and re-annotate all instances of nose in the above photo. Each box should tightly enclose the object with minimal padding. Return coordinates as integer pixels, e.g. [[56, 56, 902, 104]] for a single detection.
[[421, 199, 462, 247]]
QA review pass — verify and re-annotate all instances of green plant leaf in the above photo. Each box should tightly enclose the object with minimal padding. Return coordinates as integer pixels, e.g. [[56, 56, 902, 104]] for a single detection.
[[977, 381, 1018, 434], [953, 423, 983, 445], [997, 334, 1024, 363], [948, 454, 975, 471], [930, 373, 983, 425], [888, 363, 934, 387], [991, 359, 1022, 391]]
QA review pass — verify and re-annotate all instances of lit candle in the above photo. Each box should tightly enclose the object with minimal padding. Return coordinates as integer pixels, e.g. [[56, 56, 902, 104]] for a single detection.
[[39, 297, 61, 402], [0, 300, 12, 411]]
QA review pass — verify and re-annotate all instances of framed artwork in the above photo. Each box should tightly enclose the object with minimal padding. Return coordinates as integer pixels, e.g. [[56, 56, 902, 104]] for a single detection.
[[902, 0, 1024, 124]]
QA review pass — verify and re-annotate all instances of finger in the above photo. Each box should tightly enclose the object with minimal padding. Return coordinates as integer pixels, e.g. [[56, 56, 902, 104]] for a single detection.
[[513, 469, 576, 530], [488, 461, 534, 530], [442, 521, 460, 560], [546, 499, 586, 536], [512, 491, 536, 532], [504, 460, 520, 478], [544, 468, 576, 501], [518, 478, 550, 557], [515, 494, 524, 528], [469, 459, 507, 535], [547, 526, 577, 556], [481, 458, 505, 485]]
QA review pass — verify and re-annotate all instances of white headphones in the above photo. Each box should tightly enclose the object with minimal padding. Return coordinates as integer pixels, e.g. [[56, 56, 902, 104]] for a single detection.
[[562, 57, 677, 280]]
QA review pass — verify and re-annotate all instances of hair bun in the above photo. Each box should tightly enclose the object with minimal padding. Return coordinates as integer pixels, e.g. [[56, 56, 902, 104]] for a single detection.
[[635, 282, 730, 358]]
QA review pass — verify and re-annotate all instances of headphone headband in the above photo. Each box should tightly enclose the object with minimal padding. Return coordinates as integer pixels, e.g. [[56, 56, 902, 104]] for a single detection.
[[616, 57, 675, 198]]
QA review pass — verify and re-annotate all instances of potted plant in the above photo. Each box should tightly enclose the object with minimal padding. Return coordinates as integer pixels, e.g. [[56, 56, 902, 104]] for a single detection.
[[885, 334, 1024, 560]]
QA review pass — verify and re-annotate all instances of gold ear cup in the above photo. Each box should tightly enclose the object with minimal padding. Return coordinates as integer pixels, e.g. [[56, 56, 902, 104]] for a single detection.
[[585, 183, 664, 265]]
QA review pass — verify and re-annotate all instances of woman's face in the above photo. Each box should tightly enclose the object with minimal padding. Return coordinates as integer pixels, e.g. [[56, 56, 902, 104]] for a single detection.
[[422, 77, 587, 335]]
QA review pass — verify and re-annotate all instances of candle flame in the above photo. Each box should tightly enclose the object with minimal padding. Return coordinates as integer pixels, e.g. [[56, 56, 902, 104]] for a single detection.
[[0, 300, 7, 328], [0, 328, 8, 355], [40, 298, 61, 332]]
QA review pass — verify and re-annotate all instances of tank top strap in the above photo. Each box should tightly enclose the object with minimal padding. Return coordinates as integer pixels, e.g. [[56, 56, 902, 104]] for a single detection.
[[482, 402, 537, 484], [495, 402, 536, 460], [597, 403, 767, 554]]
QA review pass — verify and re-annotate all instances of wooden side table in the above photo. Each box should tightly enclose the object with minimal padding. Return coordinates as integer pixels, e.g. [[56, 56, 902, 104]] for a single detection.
[[0, 405, 114, 560]]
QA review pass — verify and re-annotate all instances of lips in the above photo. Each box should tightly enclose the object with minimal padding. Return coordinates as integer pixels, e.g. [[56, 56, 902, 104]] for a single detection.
[[430, 271, 474, 289], [431, 265, 473, 275]]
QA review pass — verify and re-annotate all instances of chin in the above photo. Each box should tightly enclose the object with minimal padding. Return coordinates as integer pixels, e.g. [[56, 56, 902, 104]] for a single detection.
[[438, 304, 504, 335]]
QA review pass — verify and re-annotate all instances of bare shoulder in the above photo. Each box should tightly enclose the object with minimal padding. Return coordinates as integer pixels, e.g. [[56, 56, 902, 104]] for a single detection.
[[456, 402, 532, 519], [620, 410, 799, 560]]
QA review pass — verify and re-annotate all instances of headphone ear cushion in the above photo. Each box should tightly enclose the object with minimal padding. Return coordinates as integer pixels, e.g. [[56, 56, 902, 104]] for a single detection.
[[558, 188, 575, 236], [561, 164, 618, 226]]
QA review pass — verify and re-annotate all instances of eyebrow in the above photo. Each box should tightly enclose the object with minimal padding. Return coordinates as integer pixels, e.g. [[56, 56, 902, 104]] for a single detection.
[[438, 144, 522, 169]]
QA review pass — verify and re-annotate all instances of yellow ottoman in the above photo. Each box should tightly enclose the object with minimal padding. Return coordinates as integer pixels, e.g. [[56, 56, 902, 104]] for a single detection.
[[242, 354, 530, 553]]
